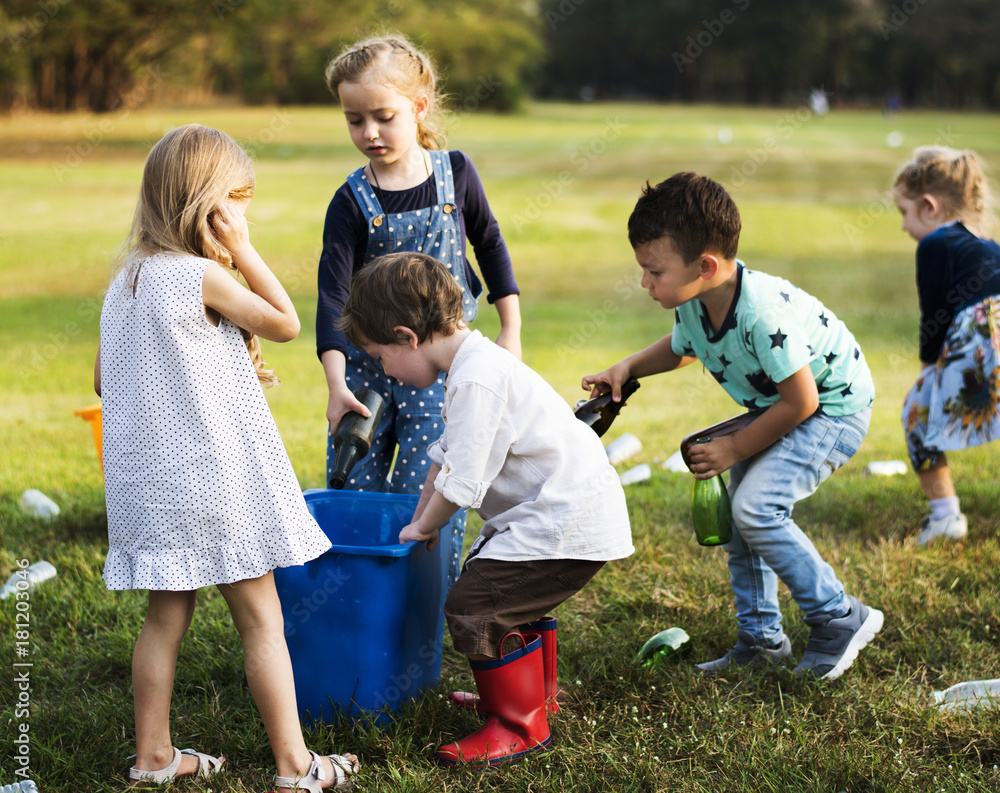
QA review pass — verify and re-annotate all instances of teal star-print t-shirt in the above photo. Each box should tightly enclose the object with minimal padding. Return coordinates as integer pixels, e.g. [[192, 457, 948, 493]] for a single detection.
[[670, 263, 874, 415]]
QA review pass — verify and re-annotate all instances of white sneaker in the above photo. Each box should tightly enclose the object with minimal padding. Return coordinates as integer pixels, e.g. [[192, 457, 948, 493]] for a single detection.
[[917, 513, 968, 546]]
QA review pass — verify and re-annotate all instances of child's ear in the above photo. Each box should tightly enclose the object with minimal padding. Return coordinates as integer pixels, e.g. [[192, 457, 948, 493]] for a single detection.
[[920, 193, 942, 218], [394, 326, 420, 349], [699, 253, 721, 280], [413, 94, 429, 122]]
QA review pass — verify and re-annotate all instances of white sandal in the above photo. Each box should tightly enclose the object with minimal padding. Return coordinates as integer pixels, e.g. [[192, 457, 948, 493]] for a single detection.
[[273, 749, 359, 791], [129, 746, 224, 784]]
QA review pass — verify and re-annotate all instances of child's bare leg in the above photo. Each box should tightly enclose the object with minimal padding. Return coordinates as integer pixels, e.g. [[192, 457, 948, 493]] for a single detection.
[[133, 589, 203, 776], [917, 453, 956, 502], [217, 573, 356, 786]]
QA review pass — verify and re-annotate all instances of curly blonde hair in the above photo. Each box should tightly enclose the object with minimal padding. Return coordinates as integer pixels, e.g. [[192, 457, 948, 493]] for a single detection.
[[325, 34, 447, 151], [893, 146, 993, 235], [112, 124, 278, 386]]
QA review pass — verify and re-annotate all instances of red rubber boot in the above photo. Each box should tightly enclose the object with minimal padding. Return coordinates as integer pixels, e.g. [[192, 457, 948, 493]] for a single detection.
[[436, 633, 551, 766], [450, 616, 560, 714]]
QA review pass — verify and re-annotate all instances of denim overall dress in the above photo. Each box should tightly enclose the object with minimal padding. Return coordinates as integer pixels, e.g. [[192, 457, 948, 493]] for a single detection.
[[328, 150, 480, 588]]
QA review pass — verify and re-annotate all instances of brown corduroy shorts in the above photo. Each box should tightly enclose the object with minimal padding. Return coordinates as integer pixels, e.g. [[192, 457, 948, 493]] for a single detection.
[[443, 556, 605, 657]]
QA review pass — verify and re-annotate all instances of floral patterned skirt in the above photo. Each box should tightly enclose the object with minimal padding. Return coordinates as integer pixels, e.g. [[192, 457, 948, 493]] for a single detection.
[[902, 297, 1000, 471]]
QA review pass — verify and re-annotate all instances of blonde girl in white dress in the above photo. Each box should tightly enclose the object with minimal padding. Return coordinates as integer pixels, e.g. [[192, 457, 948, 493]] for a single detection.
[[96, 124, 358, 791]]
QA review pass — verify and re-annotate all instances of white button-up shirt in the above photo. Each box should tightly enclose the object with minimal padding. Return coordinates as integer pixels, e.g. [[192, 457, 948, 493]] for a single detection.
[[428, 331, 634, 563]]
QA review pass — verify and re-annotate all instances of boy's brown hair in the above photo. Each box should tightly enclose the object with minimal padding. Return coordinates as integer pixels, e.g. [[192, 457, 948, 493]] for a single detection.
[[627, 171, 741, 262], [340, 252, 465, 347]]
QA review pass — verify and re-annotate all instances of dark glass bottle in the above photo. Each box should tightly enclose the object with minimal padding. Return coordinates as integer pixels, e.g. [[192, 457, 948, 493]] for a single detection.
[[574, 377, 641, 438], [329, 388, 385, 490], [680, 411, 763, 547]]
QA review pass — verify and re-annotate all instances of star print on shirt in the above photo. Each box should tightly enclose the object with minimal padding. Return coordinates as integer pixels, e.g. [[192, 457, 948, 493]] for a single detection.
[[824, 352, 837, 365], [744, 329, 753, 348], [718, 353, 732, 367], [819, 312, 829, 327], [745, 370, 778, 397], [743, 398, 760, 410], [710, 368, 727, 384], [769, 329, 787, 349], [840, 384, 853, 398], [779, 291, 790, 303]]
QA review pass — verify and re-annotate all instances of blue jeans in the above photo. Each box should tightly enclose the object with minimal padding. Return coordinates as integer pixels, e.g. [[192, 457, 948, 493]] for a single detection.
[[724, 406, 871, 645]]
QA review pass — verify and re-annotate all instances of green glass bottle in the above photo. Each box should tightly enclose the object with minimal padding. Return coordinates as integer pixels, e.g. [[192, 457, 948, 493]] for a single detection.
[[692, 472, 732, 547], [637, 627, 691, 668]]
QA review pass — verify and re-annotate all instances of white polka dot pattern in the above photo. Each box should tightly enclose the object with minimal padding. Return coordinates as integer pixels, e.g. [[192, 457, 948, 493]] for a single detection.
[[100, 253, 331, 591]]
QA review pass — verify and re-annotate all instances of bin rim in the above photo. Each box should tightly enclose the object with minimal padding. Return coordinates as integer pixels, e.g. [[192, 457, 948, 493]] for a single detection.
[[303, 488, 423, 557]]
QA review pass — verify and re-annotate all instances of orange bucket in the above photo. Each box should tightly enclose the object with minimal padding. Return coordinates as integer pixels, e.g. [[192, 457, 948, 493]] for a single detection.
[[74, 404, 103, 478]]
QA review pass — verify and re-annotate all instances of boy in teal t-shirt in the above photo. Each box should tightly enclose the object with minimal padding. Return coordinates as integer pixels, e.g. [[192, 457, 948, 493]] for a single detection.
[[583, 172, 883, 680]]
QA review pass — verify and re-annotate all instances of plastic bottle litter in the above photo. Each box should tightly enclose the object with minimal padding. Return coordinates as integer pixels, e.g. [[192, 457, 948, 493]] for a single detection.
[[659, 449, 688, 473], [605, 433, 642, 466], [931, 679, 1000, 712], [1, 561, 57, 601], [0, 780, 39, 792], [18, 490, 59, 519], [619, 463, 651, 486], [637, 627, 691, 668], [864, 460, 908, 476]]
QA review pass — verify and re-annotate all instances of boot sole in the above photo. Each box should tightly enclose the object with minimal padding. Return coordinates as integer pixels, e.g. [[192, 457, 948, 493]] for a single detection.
[[435, 736, 551, 767]]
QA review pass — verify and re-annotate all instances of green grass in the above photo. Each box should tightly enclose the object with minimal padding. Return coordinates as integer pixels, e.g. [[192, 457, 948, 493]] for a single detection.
[[1, 102, 999, 792]]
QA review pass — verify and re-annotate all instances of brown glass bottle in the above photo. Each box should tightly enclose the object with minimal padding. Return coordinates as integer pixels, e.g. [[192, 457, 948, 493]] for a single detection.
[[329, 388, 386, 489], [574, 377, 641, 438]]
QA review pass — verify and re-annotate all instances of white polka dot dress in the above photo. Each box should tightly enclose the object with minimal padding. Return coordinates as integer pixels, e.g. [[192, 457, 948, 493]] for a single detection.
[[100, 253, 331, 591]]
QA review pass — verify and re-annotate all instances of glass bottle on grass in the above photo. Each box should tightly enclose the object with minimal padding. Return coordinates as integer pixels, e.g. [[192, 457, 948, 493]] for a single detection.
[[329, 388, 385, 489]]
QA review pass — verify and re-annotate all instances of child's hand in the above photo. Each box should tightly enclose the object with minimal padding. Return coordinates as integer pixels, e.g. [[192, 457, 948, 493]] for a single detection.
[[581, 362, 631, 401], [687, 435, 739, 479], [209, 201, 253, 259], [399, 522, 440, 551]]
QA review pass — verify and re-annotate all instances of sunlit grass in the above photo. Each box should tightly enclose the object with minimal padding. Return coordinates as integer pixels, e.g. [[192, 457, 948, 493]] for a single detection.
[[1, 103, 999, 791]]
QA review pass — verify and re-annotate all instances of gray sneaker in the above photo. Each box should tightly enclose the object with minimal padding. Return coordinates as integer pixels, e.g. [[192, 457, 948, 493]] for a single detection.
[[696, 630, 792, 673], [917, 513, 968, 546], [795, 596, 883, 680]]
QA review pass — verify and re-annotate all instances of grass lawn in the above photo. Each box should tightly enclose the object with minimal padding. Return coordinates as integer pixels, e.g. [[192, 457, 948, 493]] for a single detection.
[[1, 102, 999, 792]]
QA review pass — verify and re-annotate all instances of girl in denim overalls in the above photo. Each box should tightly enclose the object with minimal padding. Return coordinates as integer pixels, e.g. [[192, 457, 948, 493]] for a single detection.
[[318, 36, 522, 587]]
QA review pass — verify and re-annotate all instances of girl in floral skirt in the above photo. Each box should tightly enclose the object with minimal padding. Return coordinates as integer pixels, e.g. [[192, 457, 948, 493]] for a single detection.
[[893, 146, 1000, 546]]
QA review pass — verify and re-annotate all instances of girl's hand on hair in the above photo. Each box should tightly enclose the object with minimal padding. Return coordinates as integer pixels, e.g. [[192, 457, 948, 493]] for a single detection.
[[210, 200, 253, 260]]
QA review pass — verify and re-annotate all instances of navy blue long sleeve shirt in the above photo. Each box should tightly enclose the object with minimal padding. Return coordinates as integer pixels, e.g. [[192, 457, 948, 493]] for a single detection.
[[316, 150, 519, 357], [915, 221, 1000, 363]]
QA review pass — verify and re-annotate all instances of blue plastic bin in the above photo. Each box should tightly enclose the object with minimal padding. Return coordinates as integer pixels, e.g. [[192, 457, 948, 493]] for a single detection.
[[274, 489, 455, 725]]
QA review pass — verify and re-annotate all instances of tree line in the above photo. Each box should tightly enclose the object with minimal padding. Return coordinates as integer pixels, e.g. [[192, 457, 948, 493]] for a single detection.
[[1, 0, 997, 113]]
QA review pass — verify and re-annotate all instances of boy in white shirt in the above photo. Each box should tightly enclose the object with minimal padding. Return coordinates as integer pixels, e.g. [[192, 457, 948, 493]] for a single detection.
[[340, 252, 633, 767]]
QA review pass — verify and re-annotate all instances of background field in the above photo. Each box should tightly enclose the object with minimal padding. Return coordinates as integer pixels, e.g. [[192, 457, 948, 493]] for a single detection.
[[1, 103, 999, 791]]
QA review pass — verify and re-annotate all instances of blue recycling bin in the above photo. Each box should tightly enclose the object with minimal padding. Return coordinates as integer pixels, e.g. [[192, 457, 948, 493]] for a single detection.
[[274, 489, 455, 725]]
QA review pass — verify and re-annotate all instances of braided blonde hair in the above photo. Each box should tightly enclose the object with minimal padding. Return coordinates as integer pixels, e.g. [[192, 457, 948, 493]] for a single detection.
[[325, 35, 447, 150]]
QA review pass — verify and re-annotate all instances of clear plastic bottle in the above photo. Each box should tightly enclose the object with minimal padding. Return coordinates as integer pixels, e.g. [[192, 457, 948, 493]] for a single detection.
[[0, 779, 40, 792], [18, 489, 59, 519], [932, 679, 1000, 712], [329, 388, 386, 489], [0, 561, 57, 600], [574, 377, 641, 438]]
